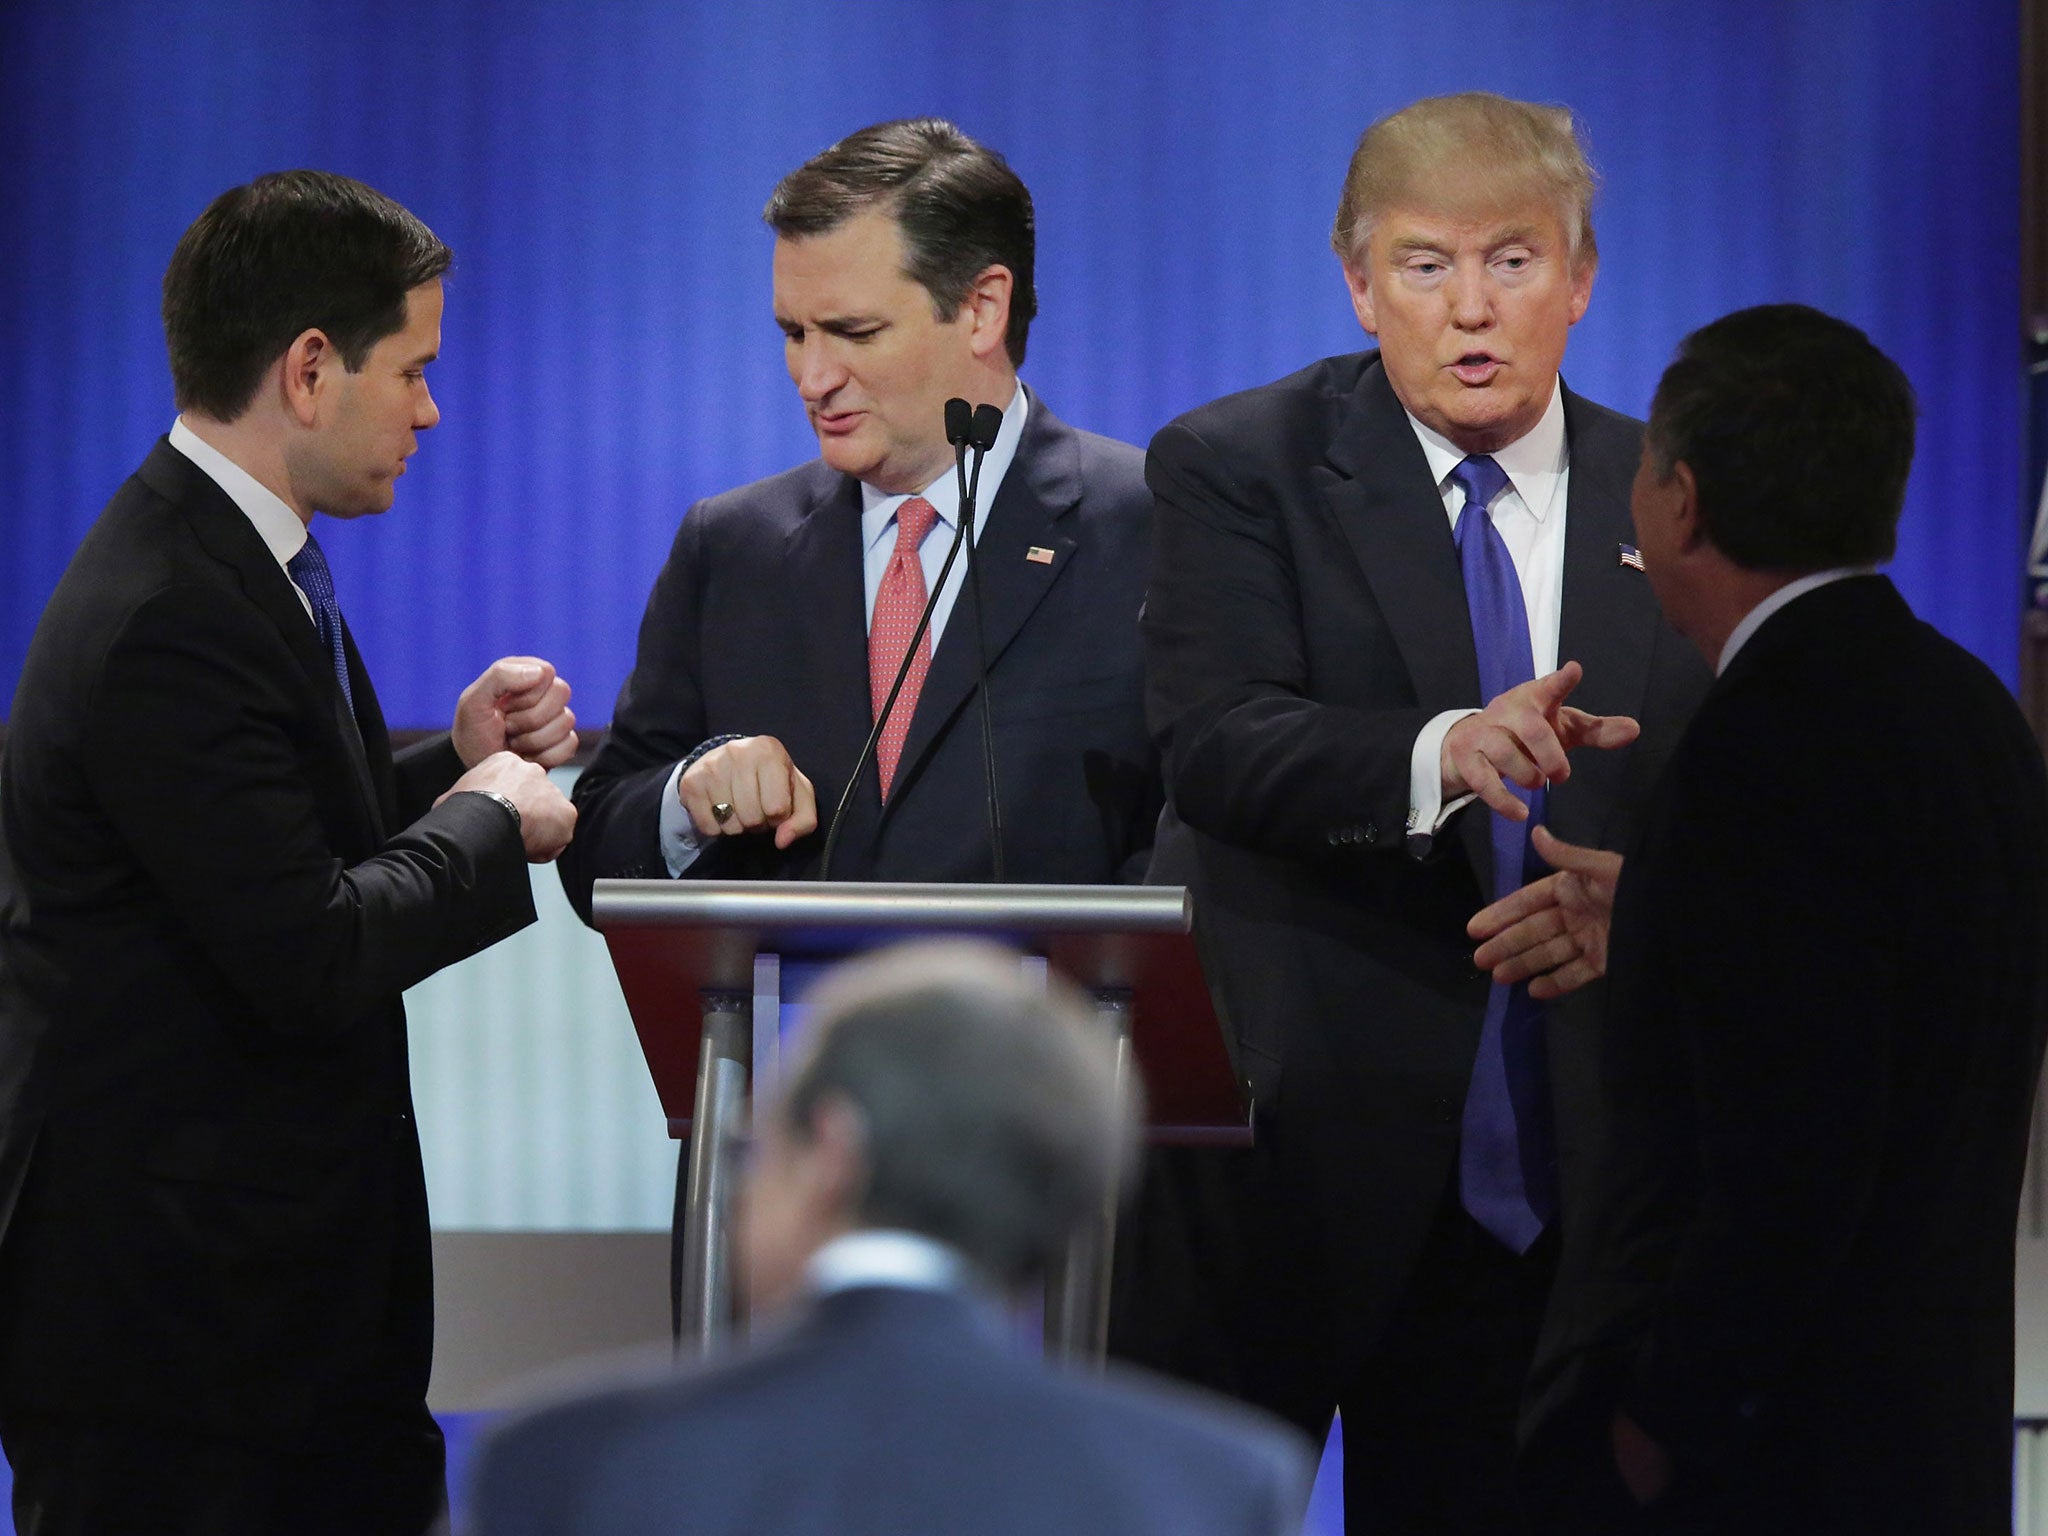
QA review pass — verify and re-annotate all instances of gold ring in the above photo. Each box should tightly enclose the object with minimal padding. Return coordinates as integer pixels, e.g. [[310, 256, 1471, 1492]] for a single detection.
[[711, 802, 735, 825]]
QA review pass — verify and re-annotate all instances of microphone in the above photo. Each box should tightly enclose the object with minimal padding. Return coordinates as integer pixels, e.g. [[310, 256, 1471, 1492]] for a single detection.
[[945, 397, 974, 448], [818, 398, 1000, 880], [957, 401, 1005, 881], [969, 403, 1001, 452]]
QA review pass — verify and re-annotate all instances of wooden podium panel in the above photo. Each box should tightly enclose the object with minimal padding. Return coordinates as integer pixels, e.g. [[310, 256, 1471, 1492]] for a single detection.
[[594, 879, 1249, 1144]]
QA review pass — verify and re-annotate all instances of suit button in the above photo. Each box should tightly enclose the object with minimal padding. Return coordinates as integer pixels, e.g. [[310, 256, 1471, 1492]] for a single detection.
[[1327, 828, 1343, 846], [1433, 1096, 1457, 1124], [1360, 823, 1378, 845]]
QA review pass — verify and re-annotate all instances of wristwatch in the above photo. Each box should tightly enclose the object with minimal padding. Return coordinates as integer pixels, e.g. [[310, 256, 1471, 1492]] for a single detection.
[[471, 788, 522, 833]]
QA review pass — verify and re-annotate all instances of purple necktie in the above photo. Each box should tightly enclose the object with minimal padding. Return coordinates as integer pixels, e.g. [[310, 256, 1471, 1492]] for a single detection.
[[287, 534, 356, 719], [1450, 454, 1556, 1253]]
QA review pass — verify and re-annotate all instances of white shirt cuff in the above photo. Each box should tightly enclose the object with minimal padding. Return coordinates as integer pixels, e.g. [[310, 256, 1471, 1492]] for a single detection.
[[658, 759, 706, 877], [1408, 708, 1482, 848]]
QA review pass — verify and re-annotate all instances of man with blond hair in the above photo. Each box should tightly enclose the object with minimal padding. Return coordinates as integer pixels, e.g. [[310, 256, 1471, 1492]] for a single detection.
[[1112, 93, 1709, 1531]]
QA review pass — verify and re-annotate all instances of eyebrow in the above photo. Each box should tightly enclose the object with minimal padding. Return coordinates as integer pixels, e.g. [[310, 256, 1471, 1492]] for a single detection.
[[778, 313, 886, 335]]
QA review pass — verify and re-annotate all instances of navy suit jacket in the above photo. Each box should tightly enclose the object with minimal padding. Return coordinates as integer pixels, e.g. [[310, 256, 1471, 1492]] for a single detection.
[[1129, 354, 1710, 1358], [469, 1284, 1314, 1536], [0, 439, 535, 1444], [559, 395, 1158, 918], [1522, 576, 2048, 1534]]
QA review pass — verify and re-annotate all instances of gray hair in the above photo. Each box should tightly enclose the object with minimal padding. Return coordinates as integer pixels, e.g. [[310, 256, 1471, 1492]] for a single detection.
[[777, 940, 1139, 1288], [1331, 91, 1599, 272]]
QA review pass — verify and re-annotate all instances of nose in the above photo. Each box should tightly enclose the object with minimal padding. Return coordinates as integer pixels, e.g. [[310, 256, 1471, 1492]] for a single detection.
[[1447, 263, 1493, 331], [790, 339, 847, 404], [414, 381, 440, 431]]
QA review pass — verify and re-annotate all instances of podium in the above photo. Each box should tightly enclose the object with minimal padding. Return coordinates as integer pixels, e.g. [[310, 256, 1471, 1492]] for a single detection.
[[592, 879, 1249, 1359]]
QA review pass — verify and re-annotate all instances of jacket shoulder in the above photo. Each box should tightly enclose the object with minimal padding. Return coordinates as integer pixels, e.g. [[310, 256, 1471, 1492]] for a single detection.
[[1155, 352, 1380, 470]]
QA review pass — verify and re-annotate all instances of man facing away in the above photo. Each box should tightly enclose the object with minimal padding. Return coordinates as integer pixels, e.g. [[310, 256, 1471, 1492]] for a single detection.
[[0, 170, 578, 1535], [1112, 92, 1711, 1532], [1500, 304, 2048, 1534], [558, 117, 1158, 917], [468, 941, 1315, 1536]]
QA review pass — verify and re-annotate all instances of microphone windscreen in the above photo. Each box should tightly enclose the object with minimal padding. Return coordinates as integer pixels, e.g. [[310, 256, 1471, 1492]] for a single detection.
[[945, 398, 974, 446], [970, 403, 1003, 451]]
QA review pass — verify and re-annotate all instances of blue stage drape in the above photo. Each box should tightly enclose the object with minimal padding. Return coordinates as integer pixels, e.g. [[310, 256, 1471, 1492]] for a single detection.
[[0, 0, 2024, 719]]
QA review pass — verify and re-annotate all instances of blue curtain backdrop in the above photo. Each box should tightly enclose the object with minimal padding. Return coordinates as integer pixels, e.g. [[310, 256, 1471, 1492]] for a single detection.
[[0, 0, 2025, 718]]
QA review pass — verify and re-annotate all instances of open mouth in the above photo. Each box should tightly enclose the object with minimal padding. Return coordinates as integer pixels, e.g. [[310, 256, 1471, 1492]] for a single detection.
[[1450, 353, 1502, 384]]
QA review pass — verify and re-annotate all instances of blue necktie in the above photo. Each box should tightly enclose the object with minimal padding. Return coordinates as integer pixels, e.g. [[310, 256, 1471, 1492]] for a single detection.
[[1449, 454, 1556, 1253], [287, 534, 356, 719]]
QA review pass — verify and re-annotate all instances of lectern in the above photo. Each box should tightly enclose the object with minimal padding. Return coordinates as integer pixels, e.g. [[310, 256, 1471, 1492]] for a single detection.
[[592, 879, 1248, 1360]]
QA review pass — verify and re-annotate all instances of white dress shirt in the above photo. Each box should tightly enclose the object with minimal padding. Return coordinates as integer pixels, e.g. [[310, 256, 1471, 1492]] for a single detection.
[[658, 384, 1029, 875], [805, 1229, 974, 1297], [167, 416, 317, 625], [1404, 383, 1571, 842]]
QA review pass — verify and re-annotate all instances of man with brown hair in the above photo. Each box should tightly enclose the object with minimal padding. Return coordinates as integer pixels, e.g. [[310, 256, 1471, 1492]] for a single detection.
[[1113, 93, 1709, 1531], [559, 117, 1157, 912], [0, 170, 578, 1534]]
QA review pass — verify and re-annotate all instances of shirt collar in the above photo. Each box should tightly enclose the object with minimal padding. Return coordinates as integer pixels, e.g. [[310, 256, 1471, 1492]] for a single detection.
[[805, 1229, 973, 1298], [168, 415, 309, 570], [860, 380, 1029, 555], [1717, 565, 1878, 674], [1406, 379, 1569, 523]]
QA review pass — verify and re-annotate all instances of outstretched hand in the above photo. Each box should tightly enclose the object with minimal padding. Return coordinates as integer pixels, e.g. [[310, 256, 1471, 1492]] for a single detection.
[[1441, 661, 1639, 821], [1468, 825, 1622, 1000]]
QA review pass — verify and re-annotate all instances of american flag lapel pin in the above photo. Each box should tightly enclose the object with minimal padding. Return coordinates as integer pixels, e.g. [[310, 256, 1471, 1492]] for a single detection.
[[1618, 544, 1645, 571], [1026, 546, 1056, 565]]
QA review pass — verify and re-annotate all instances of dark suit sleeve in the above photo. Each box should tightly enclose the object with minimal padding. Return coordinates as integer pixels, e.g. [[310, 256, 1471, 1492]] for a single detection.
[[1144, 420, 1435, 864], [77, 582, 534, 1039], [1615, 715, 1894, 1465], [392, 733, 468, 823], [556, 505, 738, 926]]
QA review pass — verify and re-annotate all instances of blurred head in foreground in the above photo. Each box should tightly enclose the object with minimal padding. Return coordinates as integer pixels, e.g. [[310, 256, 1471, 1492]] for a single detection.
[[739, 940, 1139, 1312]]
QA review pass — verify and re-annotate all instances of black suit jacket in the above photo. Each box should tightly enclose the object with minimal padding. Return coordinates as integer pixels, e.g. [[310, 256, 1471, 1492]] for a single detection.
[[558, 394, 1158, 916], [469, 1284, 1313, 1536], [0, 439, 536, 1445], [1522, 576, 2048, 1534], [1137, 353, 1710, 1348]]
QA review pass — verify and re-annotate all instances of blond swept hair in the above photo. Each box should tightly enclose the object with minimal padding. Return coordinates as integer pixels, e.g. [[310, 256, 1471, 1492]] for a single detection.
[[1331, 92, 1599, 272]]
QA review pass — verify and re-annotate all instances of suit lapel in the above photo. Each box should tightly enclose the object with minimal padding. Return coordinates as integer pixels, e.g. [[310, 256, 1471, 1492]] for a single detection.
[[1549, 384, 1659, 847], [1320, 363, 1481, 720], [885, 399, 1081, 812], [1318, 363, 1494, 889], [339, 622, 392, 841], [143, 441, 383, 847]]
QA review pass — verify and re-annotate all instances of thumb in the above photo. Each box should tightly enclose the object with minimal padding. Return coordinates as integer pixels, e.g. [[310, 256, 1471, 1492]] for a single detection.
[[1530, 823, 1606, 874]]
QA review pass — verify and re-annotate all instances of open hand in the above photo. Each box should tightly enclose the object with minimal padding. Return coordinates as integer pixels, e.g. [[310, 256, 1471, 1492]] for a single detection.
[[1468, 826, 1622, 1000]]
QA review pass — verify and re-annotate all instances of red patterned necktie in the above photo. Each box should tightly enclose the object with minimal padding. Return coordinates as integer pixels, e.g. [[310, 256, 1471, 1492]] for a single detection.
[[869, 496, 940, 800]]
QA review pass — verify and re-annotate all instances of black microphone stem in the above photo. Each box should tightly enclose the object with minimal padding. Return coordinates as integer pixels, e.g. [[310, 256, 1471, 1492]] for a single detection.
[[959, 438, 1005, 882]]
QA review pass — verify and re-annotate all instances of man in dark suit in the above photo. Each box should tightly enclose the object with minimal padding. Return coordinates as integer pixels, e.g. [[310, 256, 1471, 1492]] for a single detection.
[[1111, 93, 1711, 1532], [468, 940, 1314, 1536], [1507, 304, 2048, 1534], [0, 170, 580, 1535], [558, 118, 1155, 912]]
